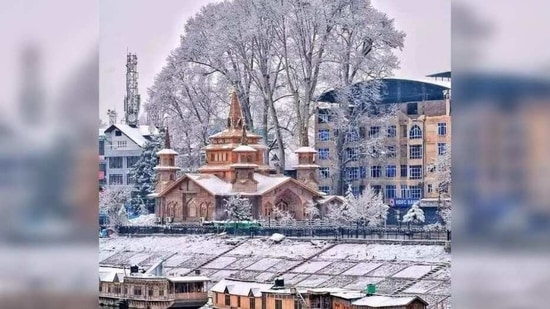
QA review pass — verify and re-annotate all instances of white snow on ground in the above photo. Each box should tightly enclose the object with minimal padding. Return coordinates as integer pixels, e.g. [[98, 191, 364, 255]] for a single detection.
[[392, 265, 435, 279], [100, 235, 238, 255], [291, 261, 332, 274], [318, 244, 449, 262], [246, 258, 281, 271], [342, 262, 383, 276], [227, 238, 329, 259], [129, 214, 156, 225], [403, 280, 442, 294]]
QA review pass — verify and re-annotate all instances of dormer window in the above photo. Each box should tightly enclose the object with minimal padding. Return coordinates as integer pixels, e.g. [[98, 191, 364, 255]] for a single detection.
[[115, 130, 122, 136]]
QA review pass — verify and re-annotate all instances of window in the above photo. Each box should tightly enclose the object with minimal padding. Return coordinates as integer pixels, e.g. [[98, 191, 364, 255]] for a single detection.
[[99, 140, 105, 156], [401, 185, 409, 198], [407, 102, 418, 115], [352, 186, 361, 196], [117, 140, 127, 148], [159, 289, 164, 297], [400, 165, 408, 178], [346, 148, 359, 161], [368, 126, 380, 138], [386, 165, 396, 177], [427, 184, 433, 193], [319, 186, 331, 194], [387, 125, 397, 137], [318, 148, 329, 160], [370, 166, 382, 178], [318, 129, 330, 141], [347, 167, 359, 180], [250, 298, 256, 309], [225, 294, 231, 306], [275, 299, 283, 309], [401, 125, 407, 138], [115, 130, 122, 136], [109, 174, 123, 185], [149, 289, 154, 297], [410, 185, 423, 199], [409, 145, 423, 159], [386, 145, 396, 158], [134, 287, 142, 296], [126, 156, 140, 168], [319, 167, 330, 179], [386, 185, 396, 199], [238, 296, 241, 307], [409, 125, 422, 139], [409, 165, 422, 179], [438, 122, 447, 136], [318, 110, 331, 123], [109, 157, 123, 169], [438, 143, 447, 155], [372, 185, 382, 195], [360, 166, 367, 179]]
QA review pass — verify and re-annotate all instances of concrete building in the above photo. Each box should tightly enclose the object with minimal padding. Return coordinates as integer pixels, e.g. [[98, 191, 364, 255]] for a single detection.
[[314, 75, 451, 208], [102, 124, 159, 186]]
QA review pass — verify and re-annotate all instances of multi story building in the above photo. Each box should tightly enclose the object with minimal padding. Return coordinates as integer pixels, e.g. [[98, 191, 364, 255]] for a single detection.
[[102, 124, 159, 186], [315, 74, 451, 207]]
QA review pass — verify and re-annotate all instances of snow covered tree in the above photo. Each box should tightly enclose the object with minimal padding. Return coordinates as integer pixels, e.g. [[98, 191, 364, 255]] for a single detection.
[[430, 144, 451, 229], [348, 186, 389, 227], [223, 194, 253, 222], [99, 185, 133, 230], [272, 206, 296, 226], [304, 200, 320, 221], [326, 185, 355, 226], [128, 131, 164, 214], [402, 202, 425, 225]]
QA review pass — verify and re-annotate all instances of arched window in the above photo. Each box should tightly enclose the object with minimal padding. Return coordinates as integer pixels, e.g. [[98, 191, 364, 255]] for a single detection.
[[188, 200, 197, 217], [409, 125, 422, 139]]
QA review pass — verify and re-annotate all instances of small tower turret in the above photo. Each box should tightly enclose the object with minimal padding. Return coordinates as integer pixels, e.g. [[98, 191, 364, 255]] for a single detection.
[[293, 147, 319, 190], [154, 128, 180, 193], [230, 126, 258, 193]]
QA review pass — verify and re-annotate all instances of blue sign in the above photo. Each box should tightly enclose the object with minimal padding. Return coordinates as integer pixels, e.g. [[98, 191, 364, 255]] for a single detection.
[[389, 198, 418, 208]]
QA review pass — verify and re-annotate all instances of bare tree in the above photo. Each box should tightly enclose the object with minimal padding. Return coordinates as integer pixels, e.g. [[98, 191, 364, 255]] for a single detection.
[[99, 185, 133, 230]]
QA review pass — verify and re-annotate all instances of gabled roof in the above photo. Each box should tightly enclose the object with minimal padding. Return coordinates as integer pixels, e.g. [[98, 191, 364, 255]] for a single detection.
[[104, 124, 159, 147], [211, 278, 273, 297], [155, 172, 323, 198], [351, 295, 427, 307], [318, 195, 346, 205]]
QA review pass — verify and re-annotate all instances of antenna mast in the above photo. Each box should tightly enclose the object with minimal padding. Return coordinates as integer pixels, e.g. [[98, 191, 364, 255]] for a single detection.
[[124, 52, 140, 127]]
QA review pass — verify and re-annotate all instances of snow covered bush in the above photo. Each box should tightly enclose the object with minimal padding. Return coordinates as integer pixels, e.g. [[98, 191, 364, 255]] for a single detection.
[[99, 185, 133, 230], [223, 194, 252, 222], [304, 200, 320, 221], [403, 202, 425, 225], [272, 206, 296, 226], [326, 185, 388, 227]]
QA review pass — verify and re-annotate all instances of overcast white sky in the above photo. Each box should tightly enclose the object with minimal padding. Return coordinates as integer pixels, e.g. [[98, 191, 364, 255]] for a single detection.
[[99, 0, 451, 122]]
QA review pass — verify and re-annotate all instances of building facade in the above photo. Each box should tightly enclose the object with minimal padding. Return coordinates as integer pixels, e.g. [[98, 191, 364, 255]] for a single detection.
[[150, 90, 338, 224], [314, 77, 451, 207], [102, 124, 159, 186]]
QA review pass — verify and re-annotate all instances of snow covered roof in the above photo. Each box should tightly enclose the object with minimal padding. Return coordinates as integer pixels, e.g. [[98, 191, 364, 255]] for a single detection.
[[351, 295, 426, 307], [211, 279, 273, 297], [167, 276, 211, 283], [156, 172, 322, 198], [233, 145, 257, 152], [99, 267, 126, 283], [104, 124, 159, 147], [330, 291, 366, 300], [294, 147, 317, 153], [157, 148, 179, 155], [317, 195, 346, 205]]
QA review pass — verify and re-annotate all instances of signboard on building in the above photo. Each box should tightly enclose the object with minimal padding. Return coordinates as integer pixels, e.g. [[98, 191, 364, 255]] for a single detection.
[[389, 198, 418, 208]]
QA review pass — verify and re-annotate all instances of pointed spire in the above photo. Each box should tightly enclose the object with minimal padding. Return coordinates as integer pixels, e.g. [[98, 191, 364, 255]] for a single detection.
[[228, 87, 243, 130], [164, 127, 171, 149]]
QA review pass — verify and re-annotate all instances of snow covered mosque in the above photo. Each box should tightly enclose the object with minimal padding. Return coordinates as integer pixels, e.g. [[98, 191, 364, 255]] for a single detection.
[[149, 90, 342, 224]]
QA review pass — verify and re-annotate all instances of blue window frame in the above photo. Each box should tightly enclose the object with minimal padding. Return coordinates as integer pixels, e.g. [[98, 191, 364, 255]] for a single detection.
[[438, 122, 447, 136], [318, 129, 330, 141], [409, 125, 422, 139], [386, 165, 396, 177], [386, 185, 396, 199], [438, 143, 447, 155], [318, 148, 329, 160]]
